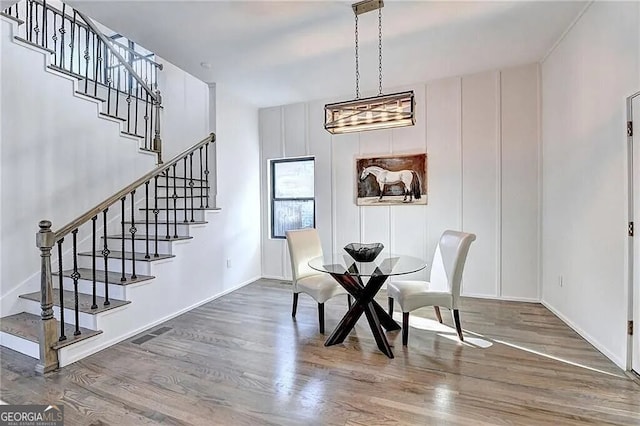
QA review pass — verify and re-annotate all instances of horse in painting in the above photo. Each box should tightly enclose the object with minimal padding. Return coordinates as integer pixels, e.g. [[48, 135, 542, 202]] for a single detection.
[[360, 166, 422, 202]]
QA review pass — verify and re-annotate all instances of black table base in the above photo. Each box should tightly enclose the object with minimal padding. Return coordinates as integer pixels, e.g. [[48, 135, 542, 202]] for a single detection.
[[325, 267, 401, 358]]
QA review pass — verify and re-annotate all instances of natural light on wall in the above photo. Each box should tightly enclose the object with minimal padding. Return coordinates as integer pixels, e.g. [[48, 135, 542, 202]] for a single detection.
[[324, 0, 416, 134]]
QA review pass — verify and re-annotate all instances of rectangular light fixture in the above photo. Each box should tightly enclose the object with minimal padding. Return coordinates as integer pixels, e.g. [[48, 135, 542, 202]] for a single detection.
[[324, 91, 415, 134]]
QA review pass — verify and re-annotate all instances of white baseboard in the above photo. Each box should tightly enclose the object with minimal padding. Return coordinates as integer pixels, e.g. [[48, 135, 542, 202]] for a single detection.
[[59, 276, 260, 367], [461, 292, 540, 303], [261, 275, 289, 282], [541, 299, 626, 369]]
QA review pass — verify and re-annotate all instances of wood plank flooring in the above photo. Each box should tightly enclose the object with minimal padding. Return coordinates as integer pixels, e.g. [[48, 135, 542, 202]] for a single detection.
[[2, 279, 639, 425]]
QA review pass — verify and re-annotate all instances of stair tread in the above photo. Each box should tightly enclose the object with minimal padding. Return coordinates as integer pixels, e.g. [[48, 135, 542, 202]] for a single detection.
[[155, 195, 208, 200], [53, 268, 154, 285], [0, 312, 102, 350], [14, 36, 55, 54], [139, 207, 215, 211], [76, 91, 106, 102], [47, 64, 82, 79], [121, 131, 144, 139], [156, 185, 210, 188], [99, 112, 126, 122], [0, 12, 24, 25], [19, 290, 130, 315], [105, 234, 192, 241], [78, 250, 174, 261]]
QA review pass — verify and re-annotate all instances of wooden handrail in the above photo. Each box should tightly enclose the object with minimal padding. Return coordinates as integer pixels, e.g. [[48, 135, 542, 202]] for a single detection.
[[76, 11, 159, 103], [53, 133, 215, 241]]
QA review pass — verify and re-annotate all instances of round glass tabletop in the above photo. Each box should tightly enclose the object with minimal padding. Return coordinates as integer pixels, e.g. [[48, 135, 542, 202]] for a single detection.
[[308, 252, 426, 277]]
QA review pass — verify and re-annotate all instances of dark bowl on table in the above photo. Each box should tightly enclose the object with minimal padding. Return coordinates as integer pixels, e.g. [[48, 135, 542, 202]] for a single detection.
[[343, 243, 384, 262]]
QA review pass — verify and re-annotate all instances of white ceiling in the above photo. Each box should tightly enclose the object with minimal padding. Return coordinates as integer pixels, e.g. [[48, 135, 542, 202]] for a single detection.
[[67, 1, 586, 108]]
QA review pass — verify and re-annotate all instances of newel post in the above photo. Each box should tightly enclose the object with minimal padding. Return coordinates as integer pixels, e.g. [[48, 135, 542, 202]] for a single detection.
[[153, 90, 163, 165], [35, 220, 59, 374]]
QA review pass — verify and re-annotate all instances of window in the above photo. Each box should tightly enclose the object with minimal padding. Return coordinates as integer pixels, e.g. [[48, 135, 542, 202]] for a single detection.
[[271, 157, 315, 239]]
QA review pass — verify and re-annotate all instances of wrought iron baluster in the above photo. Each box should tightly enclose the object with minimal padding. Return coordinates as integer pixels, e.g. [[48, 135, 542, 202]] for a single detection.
[[106, 54, 113, 114], [33, 1, 39, 45], [144, 91, 149, 149], [154, 176, 159, 257], [71, 229, 80, 336], [58, 4, 65, 68], [91, 216, 98, 310], [77, 23, 82, 75], [205, 143, 210, 208], [189, 152, 195, 222], [162, 171, 169, 239], [102, 209, 110, 306], [145, 181, 150, 259], [149, 90, 154, 148], [28, 0, 33, 42], [57, 239, 66, 341], [69, 11, 76, 72], [172, 164, 178, 238], [134, 79, 139, 136], [120, 197, 126, 282], [84, 27, 90, 93], [130, 190, 137, 280], [199, 146, 204, 208], [42, 0, 47, 49], [51, 12, 57, 63], [183, 157, 188, 223], [116, 58, 121, 116], [94, 36, 100, 98], [126, 69, 132, 133]]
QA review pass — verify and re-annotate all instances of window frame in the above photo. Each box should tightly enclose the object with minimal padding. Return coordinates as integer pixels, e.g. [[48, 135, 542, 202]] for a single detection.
[[270, 156, 316, 239]]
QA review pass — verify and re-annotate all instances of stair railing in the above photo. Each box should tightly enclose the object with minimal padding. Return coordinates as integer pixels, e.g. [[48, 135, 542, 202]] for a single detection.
[[35, 133, 215, 373], [2, 0, 164, 163]]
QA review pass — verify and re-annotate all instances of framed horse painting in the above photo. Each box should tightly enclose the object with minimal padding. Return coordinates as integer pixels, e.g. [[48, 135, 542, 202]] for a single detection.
[[356, 153, 427, 205]]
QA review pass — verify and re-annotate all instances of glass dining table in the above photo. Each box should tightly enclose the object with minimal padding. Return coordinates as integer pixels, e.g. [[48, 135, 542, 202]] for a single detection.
[[308, 252, 426, 358]]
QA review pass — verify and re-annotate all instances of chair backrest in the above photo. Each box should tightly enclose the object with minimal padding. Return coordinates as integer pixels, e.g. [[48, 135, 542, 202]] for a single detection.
[[429, 230, 476, 300], [285, 228, 323, 284]]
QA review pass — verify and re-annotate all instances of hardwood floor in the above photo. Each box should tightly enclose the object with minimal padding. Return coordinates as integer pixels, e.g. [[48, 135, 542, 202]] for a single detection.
[[2, 278, 639, 425]]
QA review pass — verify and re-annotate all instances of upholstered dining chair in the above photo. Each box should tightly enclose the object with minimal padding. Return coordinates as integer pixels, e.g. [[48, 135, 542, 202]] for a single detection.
[[285, 228, 350, 333], [387, 230, 476, 345]]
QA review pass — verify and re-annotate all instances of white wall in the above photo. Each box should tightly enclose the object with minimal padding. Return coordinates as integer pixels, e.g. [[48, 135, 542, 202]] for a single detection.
[[541, 2, 640, 369], [259, 63, 540, 301], [215, 85, 262, 289]]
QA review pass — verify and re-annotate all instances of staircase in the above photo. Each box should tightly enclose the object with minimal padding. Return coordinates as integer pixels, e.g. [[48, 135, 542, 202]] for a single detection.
[[1, 0, 163, 161], [0, 134, 218, 373], [0, 1, 221, 373]]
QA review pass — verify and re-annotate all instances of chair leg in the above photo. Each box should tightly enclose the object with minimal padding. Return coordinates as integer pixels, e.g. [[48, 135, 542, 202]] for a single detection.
[[318, 303, 325, 334], [402, 312, 409, 346], [453, 309, 463, 341], [434, 306, 443, 323], [388, 297, 394, 317], [347, 295, 352, 308], [292, 293, 299, 317]]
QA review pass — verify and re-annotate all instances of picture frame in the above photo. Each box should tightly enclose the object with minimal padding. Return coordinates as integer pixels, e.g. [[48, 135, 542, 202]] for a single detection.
[[356, 153, 427, 206]]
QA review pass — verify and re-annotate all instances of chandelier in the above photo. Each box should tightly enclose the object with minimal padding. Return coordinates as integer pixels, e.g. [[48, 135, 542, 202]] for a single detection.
[[324, 0, 415, 135]]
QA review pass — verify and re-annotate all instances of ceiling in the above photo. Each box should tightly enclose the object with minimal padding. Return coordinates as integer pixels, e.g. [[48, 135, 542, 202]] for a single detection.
[[66, 1, 587, 108]]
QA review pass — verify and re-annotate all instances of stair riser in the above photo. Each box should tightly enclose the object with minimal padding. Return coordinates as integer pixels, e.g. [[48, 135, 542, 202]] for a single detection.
[[0, 332, 38, 360], [141, 209, 205, 222], [78, 256, 154, 276], [154, 198, 207, 211], [124, 222, 197, 237], [57, 278, 127, 300], [156, 186, 209, 197], [103, 237, 173, 254], [23, 303, 97, 330]]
